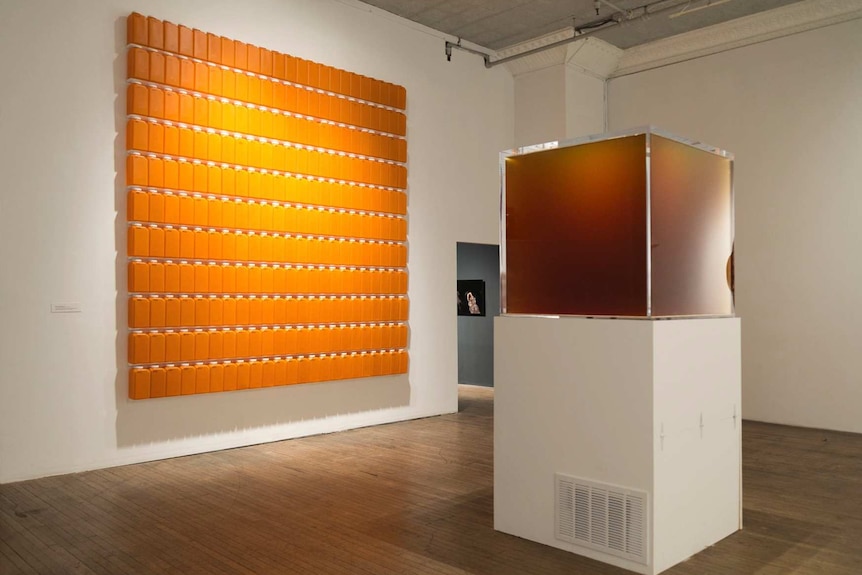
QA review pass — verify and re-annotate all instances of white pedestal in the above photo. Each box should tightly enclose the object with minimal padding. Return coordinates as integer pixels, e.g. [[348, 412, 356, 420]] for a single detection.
[[494, 316, 741, 575]]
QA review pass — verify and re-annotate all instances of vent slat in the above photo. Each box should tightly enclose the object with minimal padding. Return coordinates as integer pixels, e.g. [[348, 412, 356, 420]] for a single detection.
[[574, 485, 590, 541], [556, 477, 577, 541], [590, 489, 608, 546], [626, 494, 646, 556], [608, 491, 626, 552]]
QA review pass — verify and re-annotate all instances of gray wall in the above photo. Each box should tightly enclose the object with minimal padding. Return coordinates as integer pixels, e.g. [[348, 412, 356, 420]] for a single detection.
[[457, 243, 500, 386]]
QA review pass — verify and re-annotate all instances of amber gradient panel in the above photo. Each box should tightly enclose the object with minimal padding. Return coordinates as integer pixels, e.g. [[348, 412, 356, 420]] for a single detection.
[[504, 135, 647, 316], [650, 135, 733, 316]]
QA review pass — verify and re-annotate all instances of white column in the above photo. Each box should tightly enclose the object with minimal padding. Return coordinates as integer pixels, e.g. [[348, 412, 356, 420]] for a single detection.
[[506, 36, 621, 147]]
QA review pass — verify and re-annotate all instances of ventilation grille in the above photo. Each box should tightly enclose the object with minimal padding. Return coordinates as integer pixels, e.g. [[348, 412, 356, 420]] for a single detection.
[[555, 473, 648, 564]]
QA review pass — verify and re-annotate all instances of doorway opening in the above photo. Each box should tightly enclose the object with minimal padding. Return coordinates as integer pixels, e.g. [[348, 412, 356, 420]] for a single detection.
[[456, 242, 500, 387]]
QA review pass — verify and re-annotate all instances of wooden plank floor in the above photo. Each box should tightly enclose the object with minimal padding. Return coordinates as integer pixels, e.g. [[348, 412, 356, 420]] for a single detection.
[[2, 385, 862, 574]]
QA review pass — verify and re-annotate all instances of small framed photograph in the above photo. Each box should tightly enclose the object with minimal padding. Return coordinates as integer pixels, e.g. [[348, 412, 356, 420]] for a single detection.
[[457, 280, 486, 317]]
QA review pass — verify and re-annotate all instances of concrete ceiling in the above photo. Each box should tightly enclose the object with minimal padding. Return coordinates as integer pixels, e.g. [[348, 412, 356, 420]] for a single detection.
[[360, 0, 806, 51]]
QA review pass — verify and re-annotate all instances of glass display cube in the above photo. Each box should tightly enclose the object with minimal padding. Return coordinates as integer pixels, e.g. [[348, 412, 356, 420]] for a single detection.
[[501, 127, 734, 318]]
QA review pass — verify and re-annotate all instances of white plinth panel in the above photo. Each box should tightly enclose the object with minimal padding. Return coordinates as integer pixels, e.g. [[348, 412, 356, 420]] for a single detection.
[[494, 316, 741, 575]]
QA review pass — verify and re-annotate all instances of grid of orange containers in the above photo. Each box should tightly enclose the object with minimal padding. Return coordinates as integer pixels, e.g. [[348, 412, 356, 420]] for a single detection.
[[126, 12, 409, 399]]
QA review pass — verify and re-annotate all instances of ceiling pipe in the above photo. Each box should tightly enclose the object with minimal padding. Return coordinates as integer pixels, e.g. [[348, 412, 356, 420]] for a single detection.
[[445, 0, 690, 69], [445, 38, 493, 63], [597, 0, 629, 15]]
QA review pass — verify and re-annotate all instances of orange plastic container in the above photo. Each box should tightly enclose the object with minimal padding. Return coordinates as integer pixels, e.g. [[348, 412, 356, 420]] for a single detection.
[[195, 331, 209, 361], [149, 332, 166, 363], [179, 58, 194, 91], [127, 83, 149, 117], [208, 133, 222, 163], [194, 61, 208, 93], [180, 296, 195, 326], [195, 364, 210, 393], [178, 25, 193, 57], [194, 297, 210, 327], [259, 47, 273, 76], [127, 189, 149, 222], [129, 332, 150, 364], [223, 329, 237, 359], [180, 331, 196, 362], [162, 227, 179, 257], [208, 231, 224, 262], [194, 263, 209, 293], [220, 231, 236, 262], [147, 157, 164, 189], [128, 47, 149, 81], [164, 56, 181, 88], [234, 41, 248, 71], [249, 361, 263, 388], [127, 12, 148, 45], [246, 44, 260, 74], [248, 329, 262, 356], [193, 131, 208, 163], [148, 122, 165, 154], [127, 155, 149, 187], [176, 197, 193, 228], [161, 92, 179, 122], [236, 297, 250, 325], [220, 37, 234, 67], [208, 67, 223, 99], [181, 365, 196, 395], [150, 297, 166, 327], [149, 51, 165, 85], [272, 52, 285, 80], [236, 362, 250, 389], [129, 297, 150, 328], [222, 137, 236, 166], [238, 77, 252, 109], [208, 295, 223, 325], [223, 362, 237, 391], [165, 366, 182, 396], [163, 20, 180, 54], [150, 367, 167, 398], [222, 69, 236, 100], [148, 228, 165, 259], [210, 364, 224, 392], [248, 76, 261, 106], [129, 368, 150, 400], [194, 97, 209, 128], [165, 297, 181, 327], [127, 225, 149, 258]]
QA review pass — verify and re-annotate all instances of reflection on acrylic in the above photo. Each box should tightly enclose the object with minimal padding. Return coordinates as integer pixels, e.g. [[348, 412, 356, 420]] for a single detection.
[[502, 128, 733, 318], [649, 135, 733, 317]]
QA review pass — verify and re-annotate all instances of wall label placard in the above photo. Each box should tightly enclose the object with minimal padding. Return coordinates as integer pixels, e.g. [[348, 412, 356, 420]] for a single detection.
[[125, 12, 409, 399]]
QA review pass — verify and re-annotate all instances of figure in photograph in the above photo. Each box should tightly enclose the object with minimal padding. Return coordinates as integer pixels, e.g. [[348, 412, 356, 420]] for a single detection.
[[466, 291, 481, 315], [457, 280, 486, 316]]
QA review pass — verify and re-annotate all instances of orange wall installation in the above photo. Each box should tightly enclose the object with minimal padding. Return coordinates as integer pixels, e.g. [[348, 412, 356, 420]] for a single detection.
[[125, 12, 409, 399]]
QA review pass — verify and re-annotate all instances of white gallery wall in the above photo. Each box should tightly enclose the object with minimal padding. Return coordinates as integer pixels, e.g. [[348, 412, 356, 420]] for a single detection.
[[514, 65, 568, 147], [0, 0, 513, 483], [608, 18, 862, 433]]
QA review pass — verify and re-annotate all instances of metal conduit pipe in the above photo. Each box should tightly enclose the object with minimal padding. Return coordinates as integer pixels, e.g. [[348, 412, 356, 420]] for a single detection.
[[444, 0, 691, 69], [444, 38, 495, 63]]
